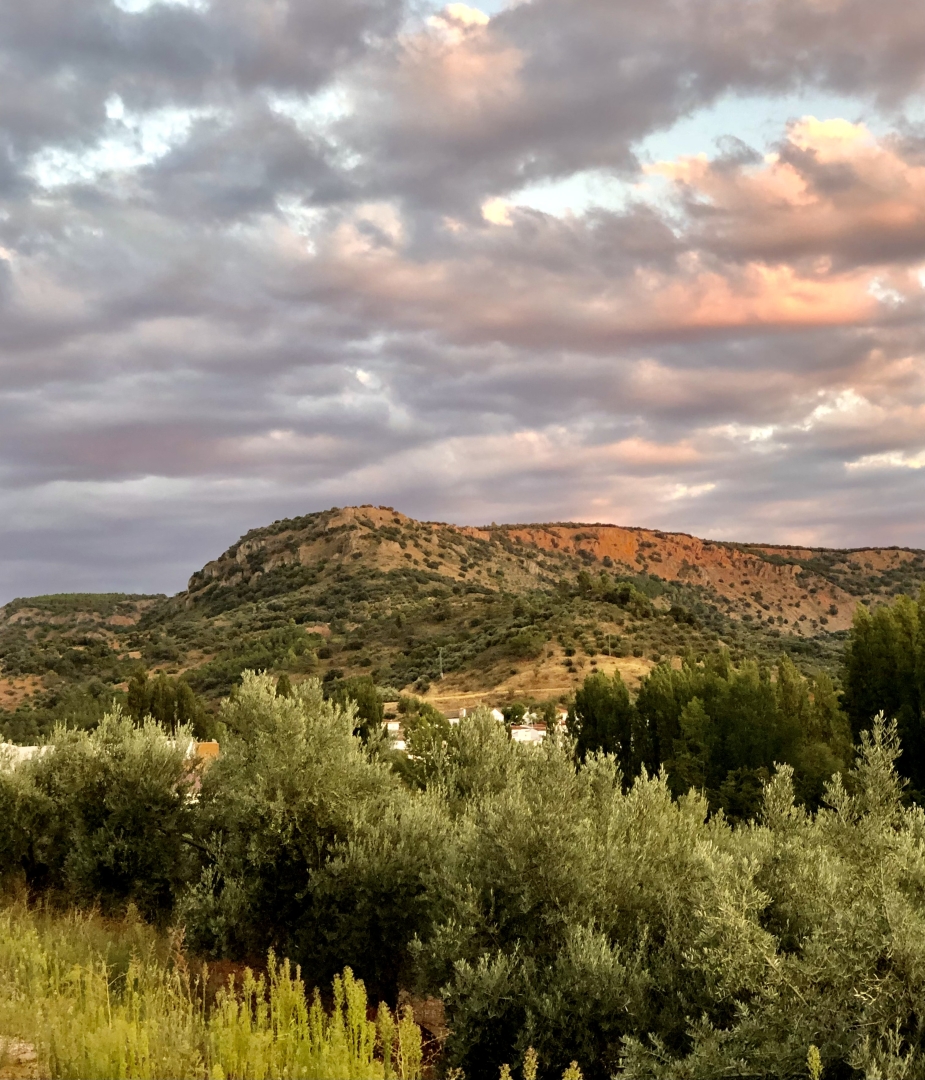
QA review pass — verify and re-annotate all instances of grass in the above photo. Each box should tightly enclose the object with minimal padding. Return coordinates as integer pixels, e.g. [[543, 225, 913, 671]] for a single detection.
[[0, 902, 422, 1080]]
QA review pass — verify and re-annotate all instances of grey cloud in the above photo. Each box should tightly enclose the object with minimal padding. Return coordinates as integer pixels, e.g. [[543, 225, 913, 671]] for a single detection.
[[1, 0, 925, 600], [0, 0, 403, 222], [344, 0, 925, 214], [140, 108, 351, 222]]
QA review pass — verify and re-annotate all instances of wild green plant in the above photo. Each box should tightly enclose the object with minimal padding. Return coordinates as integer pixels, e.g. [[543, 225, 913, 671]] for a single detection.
[[9, 668, 925, 1079], [423, 714, 925, 1079], [0, 712, 197, 920], [0, 902, 422, 1079]]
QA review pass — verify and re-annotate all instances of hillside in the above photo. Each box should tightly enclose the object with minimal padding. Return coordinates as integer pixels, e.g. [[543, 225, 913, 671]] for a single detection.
[[2, 505, 924, 738]]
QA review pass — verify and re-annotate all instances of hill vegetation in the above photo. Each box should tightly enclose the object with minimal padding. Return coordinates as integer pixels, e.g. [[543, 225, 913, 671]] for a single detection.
[[3, 505, 924, 742]]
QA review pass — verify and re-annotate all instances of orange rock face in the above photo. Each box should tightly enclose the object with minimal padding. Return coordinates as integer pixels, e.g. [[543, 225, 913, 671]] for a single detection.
[[182, 506, 923, 641], [492, 523, 918, 635]]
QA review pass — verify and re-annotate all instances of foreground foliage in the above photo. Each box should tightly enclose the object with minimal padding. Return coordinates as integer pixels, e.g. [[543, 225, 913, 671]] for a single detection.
[[0, 902, 422, 1079], [4, 672, 925, 1078]]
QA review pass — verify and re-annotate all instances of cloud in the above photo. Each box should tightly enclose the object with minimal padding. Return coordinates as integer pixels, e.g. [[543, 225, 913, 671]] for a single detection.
[[646, 116, 925, 268], [340, 0, 925, 214], [2, 0, 925, 600]]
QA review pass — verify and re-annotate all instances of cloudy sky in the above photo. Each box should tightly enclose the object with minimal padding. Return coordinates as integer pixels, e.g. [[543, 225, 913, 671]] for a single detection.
[[2, 0, 925, 601]]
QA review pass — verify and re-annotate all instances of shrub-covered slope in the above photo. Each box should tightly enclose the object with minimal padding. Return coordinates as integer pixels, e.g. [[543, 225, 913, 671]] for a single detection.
[[2, 505, 924, 737]]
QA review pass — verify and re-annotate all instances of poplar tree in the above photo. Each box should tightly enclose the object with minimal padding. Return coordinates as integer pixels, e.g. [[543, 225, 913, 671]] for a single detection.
[[568, 670, 644, 779], [843, 590, 925, 795]]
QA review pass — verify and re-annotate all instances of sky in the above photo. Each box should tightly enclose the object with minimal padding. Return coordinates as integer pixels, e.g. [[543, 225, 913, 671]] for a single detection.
[[2, 0, 925, 602]]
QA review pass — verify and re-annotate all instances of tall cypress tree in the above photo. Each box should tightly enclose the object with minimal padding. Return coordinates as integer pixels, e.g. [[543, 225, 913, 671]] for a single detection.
[[126, 669, 149, 723]]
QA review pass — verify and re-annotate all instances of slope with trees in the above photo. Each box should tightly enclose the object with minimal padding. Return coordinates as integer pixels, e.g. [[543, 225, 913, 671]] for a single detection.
[[3, 668, 925, 1078], [2, 506, 925, 742]]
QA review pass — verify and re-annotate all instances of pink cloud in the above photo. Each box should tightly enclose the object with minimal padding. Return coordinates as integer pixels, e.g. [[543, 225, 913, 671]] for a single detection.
[[308, 215, 886, 349], [647, 117, 925, 267], [387, 5, 524, 135], [285, 116, 925, 355]]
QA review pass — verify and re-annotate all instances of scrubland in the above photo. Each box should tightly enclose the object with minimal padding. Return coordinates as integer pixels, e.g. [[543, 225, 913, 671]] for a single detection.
[[3, 607, 925, 1078]]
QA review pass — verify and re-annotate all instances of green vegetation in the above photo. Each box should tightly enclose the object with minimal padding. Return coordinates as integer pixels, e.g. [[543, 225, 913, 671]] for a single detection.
[[324, 674, 384, 741], [568, 670, 643, 777], [843, 590, 925, 797], [3, 652, 925, 1077], [0, 715, 198, 922], [565, 646, 853, 820], [0, 682, 121, 745], [8, 507, 913, 742], [0, 565, 825, 742], [0, 902, 423, 1079], [635, 653, 850, 815], [126, 669, 213, 738], [1, 594, 161, 620]]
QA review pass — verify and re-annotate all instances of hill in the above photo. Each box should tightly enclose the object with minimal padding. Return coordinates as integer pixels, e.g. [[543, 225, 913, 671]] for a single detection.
[[2, 505, 924, 737]]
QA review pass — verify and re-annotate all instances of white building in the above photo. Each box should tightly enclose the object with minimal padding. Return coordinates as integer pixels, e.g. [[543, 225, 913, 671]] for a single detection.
[[0, 743, 43, 769], [510, 725, 546, 745]]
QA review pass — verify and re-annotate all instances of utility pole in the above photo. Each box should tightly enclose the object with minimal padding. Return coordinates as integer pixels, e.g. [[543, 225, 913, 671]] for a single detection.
[[438, 647, 444, 680]]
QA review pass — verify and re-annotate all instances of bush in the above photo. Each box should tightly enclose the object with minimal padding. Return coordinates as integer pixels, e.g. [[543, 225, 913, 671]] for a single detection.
[[7, 664, 925, 1079], [0, 713, 197, 920], [181, 673, 451, 1003], [507, 629, 547, 660], [428, 717, 925, 1080], [325, 675, 384, 741]]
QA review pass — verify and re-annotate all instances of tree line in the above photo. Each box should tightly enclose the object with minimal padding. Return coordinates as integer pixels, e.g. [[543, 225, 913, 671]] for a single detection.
[[568, 653, 848, 820], [565, 587, 925, 820], [1, 590, 925, 1077]]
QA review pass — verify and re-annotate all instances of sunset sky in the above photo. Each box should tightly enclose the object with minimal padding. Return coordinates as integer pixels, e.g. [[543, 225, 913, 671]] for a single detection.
[[2, 0, 925, 601]]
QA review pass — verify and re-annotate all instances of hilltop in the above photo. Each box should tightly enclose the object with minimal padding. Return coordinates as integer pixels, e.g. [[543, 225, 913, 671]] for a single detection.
[[2, 505, 924, 738]]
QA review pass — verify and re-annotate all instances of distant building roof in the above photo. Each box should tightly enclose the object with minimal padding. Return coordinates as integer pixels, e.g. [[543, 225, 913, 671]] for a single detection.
[[511, 726, 545, 745]]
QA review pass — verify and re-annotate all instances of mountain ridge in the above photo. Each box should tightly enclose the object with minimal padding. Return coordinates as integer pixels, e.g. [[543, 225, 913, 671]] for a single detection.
[[2, 505, 924, 740], [182, 504, 925, 637]]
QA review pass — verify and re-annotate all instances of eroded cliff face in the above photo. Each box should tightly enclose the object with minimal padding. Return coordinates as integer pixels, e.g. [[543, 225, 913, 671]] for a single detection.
[[185, 506, 924, 640], [488, 524, 860, 632], [185, 505, 558, 603], [501, 524, 924, 633]]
